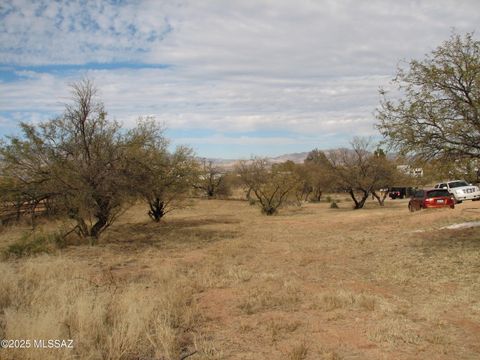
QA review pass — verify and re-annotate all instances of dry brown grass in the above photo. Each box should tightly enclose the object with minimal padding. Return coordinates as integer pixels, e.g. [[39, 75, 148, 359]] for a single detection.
[[310, 290, 378, 312], [0, 256, 202, 360], [1, 198, 480, 359], [285, 341, 308, 360]]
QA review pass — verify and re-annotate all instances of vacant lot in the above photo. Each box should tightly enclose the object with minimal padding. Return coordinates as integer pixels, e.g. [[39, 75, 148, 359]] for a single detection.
[[1, 197, 480, 359]]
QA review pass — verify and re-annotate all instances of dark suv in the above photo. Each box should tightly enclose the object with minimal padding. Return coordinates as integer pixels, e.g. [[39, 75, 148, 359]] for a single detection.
[[389, 187, 413, 199]]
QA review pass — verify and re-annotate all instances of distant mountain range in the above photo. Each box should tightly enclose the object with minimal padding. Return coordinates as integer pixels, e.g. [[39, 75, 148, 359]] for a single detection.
[[201, 152, 310, 170], [202, 149, 398, 170]]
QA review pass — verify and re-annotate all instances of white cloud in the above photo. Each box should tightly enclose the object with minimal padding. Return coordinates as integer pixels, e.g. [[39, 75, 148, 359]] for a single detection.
[[2, 0, 477, 69], [0, 67, 386, 138], [175, 134, 309, 146], [0, 0, 478, 155]]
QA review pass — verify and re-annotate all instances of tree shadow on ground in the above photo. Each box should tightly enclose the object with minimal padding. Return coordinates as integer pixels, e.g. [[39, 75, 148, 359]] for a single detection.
[[413, 227, 480, 253], [276, 207, 315, 216], [103, 216, 241, 250]]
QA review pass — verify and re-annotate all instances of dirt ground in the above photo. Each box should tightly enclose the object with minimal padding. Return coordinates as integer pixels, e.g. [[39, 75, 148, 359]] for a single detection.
[[1, 196, 480, 359]]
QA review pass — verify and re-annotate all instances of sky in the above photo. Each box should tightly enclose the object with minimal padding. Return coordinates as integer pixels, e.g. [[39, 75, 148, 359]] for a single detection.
[[0, 0, 479, 159]]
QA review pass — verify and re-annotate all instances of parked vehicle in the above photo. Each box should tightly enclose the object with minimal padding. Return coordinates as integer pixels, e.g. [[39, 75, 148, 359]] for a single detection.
[[388, 186, 414, 199], [434, 180, 480, 203], [408, 188, 455, 212]]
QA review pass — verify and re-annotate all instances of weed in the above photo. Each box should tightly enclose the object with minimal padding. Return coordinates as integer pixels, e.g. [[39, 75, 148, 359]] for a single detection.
[[319, 347, 343, 360], [0, 256, 201, 360], [310, 290, 378, 312], [3, 231, 64, 258], [368, 318, 422, 346], [267, 319, 301, 343], [286, 341, 308, 360], [239, 284, 303, 314]]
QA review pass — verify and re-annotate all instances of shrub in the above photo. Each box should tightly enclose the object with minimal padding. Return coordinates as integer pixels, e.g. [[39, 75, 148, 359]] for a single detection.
[[3, 231, 64, 258], [330, 201, 339, 209], [237, 158, 300, 215]]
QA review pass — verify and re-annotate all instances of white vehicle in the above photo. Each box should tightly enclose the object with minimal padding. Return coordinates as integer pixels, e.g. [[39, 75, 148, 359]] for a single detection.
[[434, 180, 480, 202]]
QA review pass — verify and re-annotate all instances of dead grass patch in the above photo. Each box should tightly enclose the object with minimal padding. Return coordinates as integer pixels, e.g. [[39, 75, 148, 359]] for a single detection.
[[238, 282, 303, 315], [0, 256, 202, 360], [318, 347, 343, 360], [284, 341, 309, 360], [266, 318, 302, 344], [192, 260, 254, 289], [310, 290, 379, 312], [368, 317, 422, 346], [105, 221, 240, 250]]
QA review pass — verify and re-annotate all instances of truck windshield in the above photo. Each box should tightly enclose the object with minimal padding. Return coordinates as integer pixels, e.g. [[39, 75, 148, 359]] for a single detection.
[[449, 181, 469, 188]]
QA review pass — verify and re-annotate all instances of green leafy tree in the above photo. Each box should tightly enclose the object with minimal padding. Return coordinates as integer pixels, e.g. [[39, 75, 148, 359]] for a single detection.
[[377, 32, 480, 160], [420, 157, 479, 185]]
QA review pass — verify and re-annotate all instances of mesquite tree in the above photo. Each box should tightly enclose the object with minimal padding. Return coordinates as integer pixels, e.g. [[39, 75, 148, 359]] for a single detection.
[[327, 138, 397, 209], [0, 80, 138, 243], [127, 119, 198, 222], [377, 32, 480, 161], [303, 149, 335, 202], [237, 158, 300, 215], [194, 159, 227, 198], [146, 147, 197, 222]]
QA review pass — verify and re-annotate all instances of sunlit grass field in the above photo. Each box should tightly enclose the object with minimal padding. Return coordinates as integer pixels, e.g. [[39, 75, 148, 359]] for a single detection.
[[1, 196, 480, 359]]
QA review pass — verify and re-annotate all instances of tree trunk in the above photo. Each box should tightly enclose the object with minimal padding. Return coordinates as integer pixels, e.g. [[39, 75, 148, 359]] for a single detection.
[[30, 199, 40, 229], [89, 215, 108, 243], [312, 188, 322, 202], [371, 190, 387, 206], [356, 191, 369, 209], [246, 187, 252, 200], [207, 184, 215, 198], [349, 189, 369, 209], [348, 189, 359, 208], [262, 205, 277, 215], [88, 197, 112, 243], [74, 216, 89, 238], [148, 197, 166, 222], [14, 200, 23, 222]]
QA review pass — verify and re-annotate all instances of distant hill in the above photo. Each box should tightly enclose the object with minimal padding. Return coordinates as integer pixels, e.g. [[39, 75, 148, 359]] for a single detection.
[[200, 148, 399, 171], [268, 152, 310, 163], [199, 151, 310, 170]]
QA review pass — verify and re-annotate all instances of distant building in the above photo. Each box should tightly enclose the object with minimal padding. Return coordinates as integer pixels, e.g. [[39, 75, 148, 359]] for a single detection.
[[397, 165, 423, 177]]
